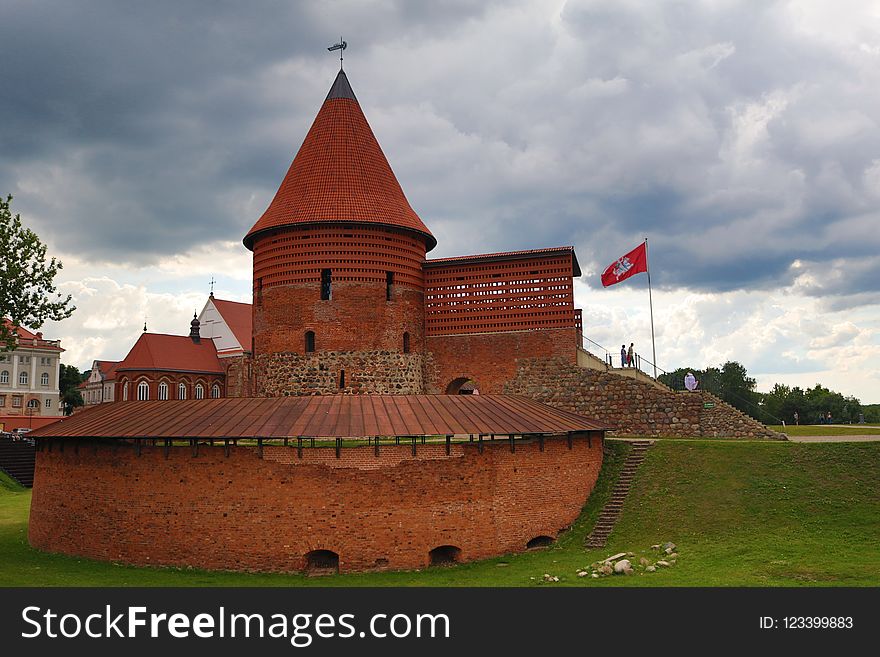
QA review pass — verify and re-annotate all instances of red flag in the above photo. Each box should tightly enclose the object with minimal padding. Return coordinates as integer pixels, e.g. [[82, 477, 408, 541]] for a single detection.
[[601, 242, 648, 287]]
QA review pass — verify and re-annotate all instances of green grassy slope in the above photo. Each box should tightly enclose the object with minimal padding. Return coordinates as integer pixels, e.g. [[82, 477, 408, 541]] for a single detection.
[[0, 441, 877, 587]]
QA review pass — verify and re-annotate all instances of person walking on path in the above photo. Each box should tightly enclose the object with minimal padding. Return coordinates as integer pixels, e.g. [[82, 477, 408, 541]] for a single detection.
[[627, 343, 635, 367], [620, 345, 627, 368], [794, 411, 799, 426]]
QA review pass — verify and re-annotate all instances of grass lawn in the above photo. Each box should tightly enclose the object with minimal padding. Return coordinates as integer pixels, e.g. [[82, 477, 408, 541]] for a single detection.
[[767, 425, 880, 436], [1, 440, 878, 586]]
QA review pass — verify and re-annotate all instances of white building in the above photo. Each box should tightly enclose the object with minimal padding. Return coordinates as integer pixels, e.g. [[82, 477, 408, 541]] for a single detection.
[[80, 360, 119, 406], [0, 322, 64, 428]]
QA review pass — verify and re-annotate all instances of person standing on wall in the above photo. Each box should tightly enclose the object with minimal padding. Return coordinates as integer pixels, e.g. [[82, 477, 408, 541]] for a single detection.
[[627, 343, 635, 367], [621, 344, 627, 368]]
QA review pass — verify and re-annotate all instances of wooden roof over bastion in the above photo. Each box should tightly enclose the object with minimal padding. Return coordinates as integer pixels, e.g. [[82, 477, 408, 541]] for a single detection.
[[30, 395, 607, 439]]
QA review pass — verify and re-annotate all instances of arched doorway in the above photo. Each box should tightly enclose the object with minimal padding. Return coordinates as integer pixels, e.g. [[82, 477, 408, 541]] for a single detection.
[[445, 377, 479, 395]]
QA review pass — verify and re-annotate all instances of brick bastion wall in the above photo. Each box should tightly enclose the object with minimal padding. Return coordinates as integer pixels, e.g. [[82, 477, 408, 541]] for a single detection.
[[504, 358, 782, 439], [28, 436, 603, 574]]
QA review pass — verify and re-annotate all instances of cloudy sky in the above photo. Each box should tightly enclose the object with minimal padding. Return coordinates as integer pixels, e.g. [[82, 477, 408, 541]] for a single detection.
[[2, 0, 879, 404]]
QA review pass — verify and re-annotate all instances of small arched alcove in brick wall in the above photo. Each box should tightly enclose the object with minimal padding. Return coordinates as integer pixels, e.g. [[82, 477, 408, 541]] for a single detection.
[[429, 545, 461, 566], [28, 436, 603, 574], [526, 535, 555, 550], [304, 549, 339, 575]]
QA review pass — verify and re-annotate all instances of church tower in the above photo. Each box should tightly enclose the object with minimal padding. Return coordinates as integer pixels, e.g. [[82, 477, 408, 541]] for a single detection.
[[244, 70, 435, 395]]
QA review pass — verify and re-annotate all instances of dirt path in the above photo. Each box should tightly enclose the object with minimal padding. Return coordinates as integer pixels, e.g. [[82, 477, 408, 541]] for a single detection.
[[784, 434, 880, 443]]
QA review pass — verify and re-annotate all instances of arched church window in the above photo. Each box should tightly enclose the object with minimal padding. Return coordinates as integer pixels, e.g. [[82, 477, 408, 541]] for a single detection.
[[137, 381, 149, 401]]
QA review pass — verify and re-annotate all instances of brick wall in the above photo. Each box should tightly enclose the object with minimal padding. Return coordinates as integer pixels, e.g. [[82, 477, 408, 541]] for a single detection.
[[252, 224, 426, 358], [425, 328, 577, 394], [255, 351, 424, 395], [504, 357, 781, 438], [28, 436, 603, 573], [222, 354, 253, 398]]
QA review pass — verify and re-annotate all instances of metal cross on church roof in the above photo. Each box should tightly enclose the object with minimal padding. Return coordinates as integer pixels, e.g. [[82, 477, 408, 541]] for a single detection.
[[327, 37, 347, 70]]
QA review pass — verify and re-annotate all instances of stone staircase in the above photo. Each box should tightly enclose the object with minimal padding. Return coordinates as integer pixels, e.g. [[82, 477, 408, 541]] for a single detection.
[[585, 440, 652, 549], [0, 437, 36, 487]]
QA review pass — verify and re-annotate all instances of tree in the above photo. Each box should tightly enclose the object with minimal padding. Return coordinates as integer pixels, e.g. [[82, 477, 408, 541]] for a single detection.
[[59, 364, 84, 415], [1, 195, 74, 349]]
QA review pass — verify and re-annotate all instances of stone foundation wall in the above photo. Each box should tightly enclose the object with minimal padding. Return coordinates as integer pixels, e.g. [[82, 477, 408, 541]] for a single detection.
[[29, 436, 603, 573], [504, 358, 781, 439], [255, 351, 424, 395]]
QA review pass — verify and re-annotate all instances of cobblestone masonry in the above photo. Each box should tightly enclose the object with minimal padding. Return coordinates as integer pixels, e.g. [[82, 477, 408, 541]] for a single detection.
[[255, 351, 424, 395], [504, 358, 782, 439], [29, 436, 602, 573]]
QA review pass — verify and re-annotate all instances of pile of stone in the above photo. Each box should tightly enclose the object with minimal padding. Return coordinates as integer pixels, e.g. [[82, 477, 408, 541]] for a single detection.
[[575, 542, 679, 579]]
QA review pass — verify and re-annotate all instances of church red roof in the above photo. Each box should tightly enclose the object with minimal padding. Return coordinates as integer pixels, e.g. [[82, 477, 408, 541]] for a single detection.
[[243, 70, 435, 251], [116, 333, 222, 374], [211, 298, 252, 352]]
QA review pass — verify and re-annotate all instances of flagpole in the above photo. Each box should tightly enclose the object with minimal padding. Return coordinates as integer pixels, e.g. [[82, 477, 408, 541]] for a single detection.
[[644, 237, 657, 378]]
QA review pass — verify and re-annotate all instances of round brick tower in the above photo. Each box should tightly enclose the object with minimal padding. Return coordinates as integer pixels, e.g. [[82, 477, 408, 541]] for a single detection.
[[244, 70, 436, 395]]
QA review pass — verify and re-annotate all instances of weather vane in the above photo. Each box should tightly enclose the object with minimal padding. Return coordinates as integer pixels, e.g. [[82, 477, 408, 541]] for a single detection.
[[209, 276, 216, 297], [327, 37, 347, 70]]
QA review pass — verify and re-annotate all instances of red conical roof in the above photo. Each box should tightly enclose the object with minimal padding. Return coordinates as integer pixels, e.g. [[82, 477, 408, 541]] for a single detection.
[[243, 70, 435, 251]]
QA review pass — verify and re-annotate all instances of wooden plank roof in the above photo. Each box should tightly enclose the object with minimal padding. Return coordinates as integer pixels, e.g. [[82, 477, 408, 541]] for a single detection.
[[30, 395, 608, 439]]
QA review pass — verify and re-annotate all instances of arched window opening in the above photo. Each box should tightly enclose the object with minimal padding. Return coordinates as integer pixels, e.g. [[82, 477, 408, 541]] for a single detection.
[[305, 331, 315, 353], [158, 381, 169, 400], [304, 549, 339, 575], [320, 269, 332, 300], [339, 369, 345, 389], [122, 381, 129, 401], [386, 271, 394, 301], [429, 545, 462, 566], [137, 381, 149, 401], [19, 371, 28, 385], [526, 536, 555, 550], [178, 383, 187, 400], [403, 332, 410, 354], [0, 371, 8, 384], [211, 384, 221, 399], [195, 384, 205, 400], [40, 372, 49, 386]]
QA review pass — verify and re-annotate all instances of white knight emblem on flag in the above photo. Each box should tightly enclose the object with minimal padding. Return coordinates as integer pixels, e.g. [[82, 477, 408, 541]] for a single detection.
[[613, 257, 633, 280]]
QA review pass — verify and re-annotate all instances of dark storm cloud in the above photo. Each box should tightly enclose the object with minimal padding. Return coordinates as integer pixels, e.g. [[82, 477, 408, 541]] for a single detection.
[[1, 0, 878, 299], [0, 0, 493, 260]]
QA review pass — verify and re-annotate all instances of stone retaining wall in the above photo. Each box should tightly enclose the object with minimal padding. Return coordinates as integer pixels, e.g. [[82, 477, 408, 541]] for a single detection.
[[504, 358, 781, 439]]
